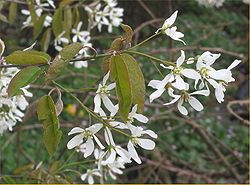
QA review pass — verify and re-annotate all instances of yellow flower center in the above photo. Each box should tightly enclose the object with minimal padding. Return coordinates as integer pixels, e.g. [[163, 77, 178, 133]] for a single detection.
[[200, 67, 210, 78], [172, 66, 183, 75]]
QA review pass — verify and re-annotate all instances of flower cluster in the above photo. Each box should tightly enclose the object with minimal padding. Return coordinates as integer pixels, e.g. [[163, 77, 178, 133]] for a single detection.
[[196, 0, 249, 8], [67, 72, 157, 184], [196, 0, 225, 8], [54, 22, 92, 68], [85, 0, 124, 33], [147, 11, 241, 115], [0, 39, 32, 135], [149, 50, 241, 115], [21, 0, 55, 28]]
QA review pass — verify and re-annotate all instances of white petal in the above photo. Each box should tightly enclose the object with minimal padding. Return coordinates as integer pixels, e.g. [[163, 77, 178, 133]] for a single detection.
[[103, 149, 116, 164], [130, 104, 138, 116], [175, 75, 187, 90], [72, 35, 78, 43], [163, 95, 180, 106], [67, 134, 83, 149], [227, 59, 241, 70], [94, 94, 101, 113], [143, 130, 158, 138], [104, 128, 110, 145], [160, 64, 174, 70], [148, 80, 161, 89], [208, 69, 232, 82], [68, 127, 84, 135], [116, 146, 131, 161], [110, 121, 128, 129], [182, 69, 201, 80], [149, 88, 165, 103], [138, 138, 155, 150], [190, 89, 210, 96], [133, 113, 148, 123], [176, 50, 185, 67], [198, 51, 221, 66], [102, 95, 117, 114], [77, 21, 83, 31], [127, 140, 141, 164], [93, 135, 105, 149], [104, 127, 115, 145], [88, 175, 94, 185], [81, 173, 87, 181], [84, 138, 94, 158], [207, 78, 219, 89], [163, 10, 178, 28], [102, 71, 110, 85], [215, 84, 225, 103], [188, 96, 203, 111], [88, 123, 103, 134], [177, 98, 188, 115], [106, 83, 116, 90]]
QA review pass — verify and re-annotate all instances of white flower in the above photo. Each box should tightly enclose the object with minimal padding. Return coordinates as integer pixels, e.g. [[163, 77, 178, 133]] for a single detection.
[[243, 0, 250, 4], [156, 10, 185, 44], [104, 0, 118, 7], [102, 127, 131, 165], [21, 0, 55, 28], [67, 124, 104, 157], [81, 169, 101, 184], [72, 22, 91, 43], [94, 71, 117, 114], [149, 50, 201, 102], [196, 51, 241, 103], [54, 31, 69, 51], [164, 88, 209, 115], [109, 104, 148, 130], [108, 7, 123, 33], [0, 67, 32, 135], [105, 157, 127, 180], [127, 126, 157, 164], [71, 29, 92, 69], [85, 1, 123, 33], [196, 0, 225, 8], [200, 58, 241, 103]]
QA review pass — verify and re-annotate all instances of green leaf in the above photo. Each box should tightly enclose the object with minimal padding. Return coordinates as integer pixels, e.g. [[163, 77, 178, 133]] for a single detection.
[[0, 13, 8, 23], [59, 0, 75, 7], [52, 8, 63, 37], [7, 66, 43, 97], [5, 50, 51, 65], [60, 42, 83, 60], [45, 56, 67, 84], [8, 2, 17, 25], [102, 56, 111, 75], [110, 56, 117, 81], [110, 37, 123, 51], [72, 7, 80, 28], [111, 55, 132, 120], [37, 95, 62, 157], [63, 7, 72, 38], [121, 24, 133, 48], [41, 28, 51, 52], [121, 54, 145, 113], [33, 15, 46, 39], [27, 0, 37, 24]]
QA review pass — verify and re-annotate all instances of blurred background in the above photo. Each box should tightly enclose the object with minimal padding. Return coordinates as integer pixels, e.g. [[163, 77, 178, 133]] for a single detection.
[[0, 0, 249, 183]]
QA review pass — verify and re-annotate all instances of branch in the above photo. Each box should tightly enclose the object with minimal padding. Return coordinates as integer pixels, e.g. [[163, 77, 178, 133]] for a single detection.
[[227, 99, 249, 126]]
